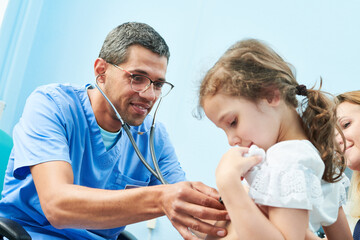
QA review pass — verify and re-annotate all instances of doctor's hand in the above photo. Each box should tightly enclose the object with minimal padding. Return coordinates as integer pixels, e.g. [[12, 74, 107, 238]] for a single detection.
[[160, 181, 229, 240]]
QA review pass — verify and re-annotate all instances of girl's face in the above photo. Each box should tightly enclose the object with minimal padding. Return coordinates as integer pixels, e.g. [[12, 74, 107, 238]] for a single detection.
[[203, 93, 281, 151], [336, 101, 360, 171]]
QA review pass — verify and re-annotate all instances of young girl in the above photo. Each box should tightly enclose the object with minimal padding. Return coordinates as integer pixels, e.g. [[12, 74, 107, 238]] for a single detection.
[[336, 90, 360, 239], [198, 39, 352, 239]]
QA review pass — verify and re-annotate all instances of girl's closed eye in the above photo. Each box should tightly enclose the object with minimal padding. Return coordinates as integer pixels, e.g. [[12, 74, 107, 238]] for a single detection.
[[229, 118, 237, 127], [341, 121, 351, 129]]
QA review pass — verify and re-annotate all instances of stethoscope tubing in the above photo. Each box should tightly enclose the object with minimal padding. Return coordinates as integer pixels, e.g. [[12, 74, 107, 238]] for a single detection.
[[94, 78, 168, 185]]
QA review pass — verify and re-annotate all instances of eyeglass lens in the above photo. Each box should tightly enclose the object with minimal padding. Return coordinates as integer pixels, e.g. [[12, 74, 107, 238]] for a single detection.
[[131, 75, 172, 97]]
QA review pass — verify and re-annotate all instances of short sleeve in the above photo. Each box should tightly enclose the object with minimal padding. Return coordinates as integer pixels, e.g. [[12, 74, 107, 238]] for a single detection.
[[309, 173, 350, 231], [339, 174, 350, 206], [246, 141, 325, 210], [12, 87, 71, 179]]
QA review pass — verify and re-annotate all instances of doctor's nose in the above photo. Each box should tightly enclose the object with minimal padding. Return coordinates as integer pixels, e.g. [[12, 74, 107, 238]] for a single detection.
[[139, 84, 156, 101]]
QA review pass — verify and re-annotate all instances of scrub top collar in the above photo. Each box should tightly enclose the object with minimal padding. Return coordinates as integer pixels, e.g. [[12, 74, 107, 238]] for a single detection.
[[76, 84, 122, 157]]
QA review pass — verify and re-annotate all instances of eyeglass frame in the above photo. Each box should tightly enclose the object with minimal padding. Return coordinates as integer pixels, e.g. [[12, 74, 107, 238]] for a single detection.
[[110, 63, 174, 97]]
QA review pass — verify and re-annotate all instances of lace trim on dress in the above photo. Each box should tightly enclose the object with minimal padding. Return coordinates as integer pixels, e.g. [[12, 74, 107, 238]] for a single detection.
[[248, 163, 323, 210], [339, 174, 350, 206]]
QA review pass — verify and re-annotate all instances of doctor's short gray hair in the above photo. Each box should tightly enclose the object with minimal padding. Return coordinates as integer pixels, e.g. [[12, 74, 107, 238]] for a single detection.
[[98, 22, 170, 65]]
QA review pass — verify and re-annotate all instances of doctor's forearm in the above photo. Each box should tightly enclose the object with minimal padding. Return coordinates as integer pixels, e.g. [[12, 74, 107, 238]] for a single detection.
[[40, 184, 166, 229], [30, 161, 166, 229]]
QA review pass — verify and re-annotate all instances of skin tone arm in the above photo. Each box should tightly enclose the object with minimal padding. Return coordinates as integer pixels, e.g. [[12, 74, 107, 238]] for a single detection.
[[305, 230, 323, 240], [215, 147, 309, 240], [206, 219, 319, 240], [304, 206, 352, 240], [205, 220, 238, 240], [30, 161, 229, 240], [206, 181, 352, 240], [322, 206, 352, 240]]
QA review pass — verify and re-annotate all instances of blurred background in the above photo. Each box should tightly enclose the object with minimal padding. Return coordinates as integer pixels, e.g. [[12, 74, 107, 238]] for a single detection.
[[0, 0, 359, 239]]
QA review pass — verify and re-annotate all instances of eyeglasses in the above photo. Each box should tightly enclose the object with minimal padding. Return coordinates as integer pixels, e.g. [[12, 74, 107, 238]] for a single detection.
[[111, 64, 174, 97]]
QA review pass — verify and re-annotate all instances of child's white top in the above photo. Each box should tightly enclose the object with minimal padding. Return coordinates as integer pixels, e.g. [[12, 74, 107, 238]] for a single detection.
[[244, 140, 349, 232]]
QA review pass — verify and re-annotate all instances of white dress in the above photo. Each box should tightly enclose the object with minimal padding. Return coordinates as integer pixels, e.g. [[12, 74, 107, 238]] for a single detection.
[[244, 140, 350, 232]]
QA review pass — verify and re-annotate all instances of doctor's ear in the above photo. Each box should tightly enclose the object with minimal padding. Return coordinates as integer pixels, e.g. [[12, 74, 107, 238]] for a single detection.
[[94, 58, 107, 83]]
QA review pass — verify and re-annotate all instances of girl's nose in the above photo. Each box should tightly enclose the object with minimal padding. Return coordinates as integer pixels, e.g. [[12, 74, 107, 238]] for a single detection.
[[228, 135, 241, 147]]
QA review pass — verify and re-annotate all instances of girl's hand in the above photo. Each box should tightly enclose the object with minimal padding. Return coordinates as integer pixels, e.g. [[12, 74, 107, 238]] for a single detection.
[[215, 147, 262, 186]]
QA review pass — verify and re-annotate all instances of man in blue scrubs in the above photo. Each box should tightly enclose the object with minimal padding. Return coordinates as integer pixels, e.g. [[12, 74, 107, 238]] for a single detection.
[[0, 22, 228, 239]]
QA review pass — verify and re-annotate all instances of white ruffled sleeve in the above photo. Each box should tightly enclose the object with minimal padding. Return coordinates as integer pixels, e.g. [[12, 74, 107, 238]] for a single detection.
[[245, 141, 325, 210], [309, 173, 350, 232], [339, 174, 350, 206]]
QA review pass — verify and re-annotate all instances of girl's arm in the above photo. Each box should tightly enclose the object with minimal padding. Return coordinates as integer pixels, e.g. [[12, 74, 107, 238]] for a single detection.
[[205, 220, 237, 240], [216, 147, 309, 240], [305, 229, 323, 240], [322, 206, 352, 240], [205, 220, 320, 240]]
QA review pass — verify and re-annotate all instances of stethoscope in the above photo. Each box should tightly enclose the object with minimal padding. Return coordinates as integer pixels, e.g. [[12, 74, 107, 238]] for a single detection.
[[94, 75, 168, 185]]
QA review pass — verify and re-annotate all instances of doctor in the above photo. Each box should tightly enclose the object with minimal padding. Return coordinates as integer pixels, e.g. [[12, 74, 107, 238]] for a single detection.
[[0, 22, 228, 240]]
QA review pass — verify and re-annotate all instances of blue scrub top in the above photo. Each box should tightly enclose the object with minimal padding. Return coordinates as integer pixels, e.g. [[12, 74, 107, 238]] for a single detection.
[[0, 83, 186, 240]]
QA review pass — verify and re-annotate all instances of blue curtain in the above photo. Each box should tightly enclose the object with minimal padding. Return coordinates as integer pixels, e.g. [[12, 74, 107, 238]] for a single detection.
[[0, 0, 44, 134]]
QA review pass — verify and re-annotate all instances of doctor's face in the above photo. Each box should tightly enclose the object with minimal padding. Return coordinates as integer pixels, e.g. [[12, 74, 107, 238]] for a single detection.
[[104, 45, 168, 126], [336, 101, 360, 171]]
